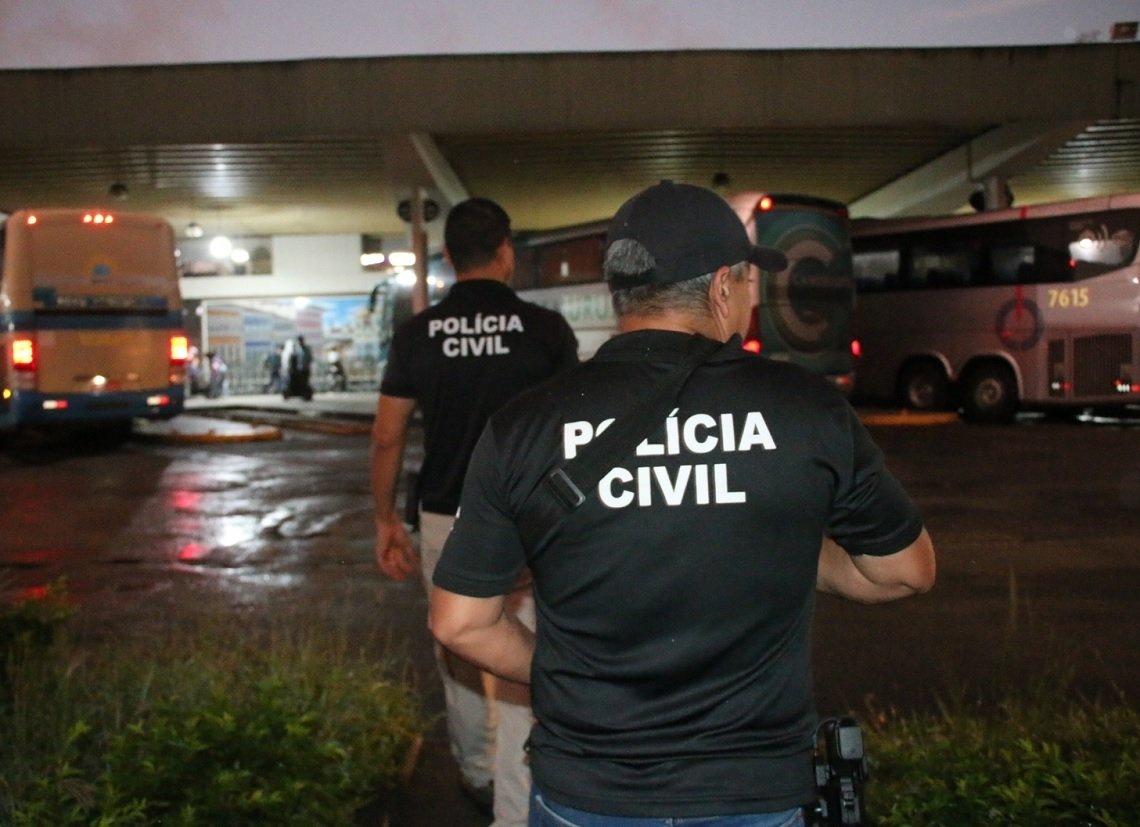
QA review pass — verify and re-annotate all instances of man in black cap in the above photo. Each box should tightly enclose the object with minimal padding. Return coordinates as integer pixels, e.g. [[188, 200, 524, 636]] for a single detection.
[[429, 181, 936, 826]]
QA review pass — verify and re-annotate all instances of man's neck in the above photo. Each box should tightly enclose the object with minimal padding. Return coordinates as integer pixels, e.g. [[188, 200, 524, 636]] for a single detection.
[[617, 313, 725, 342], [456, 265, 508, 284]]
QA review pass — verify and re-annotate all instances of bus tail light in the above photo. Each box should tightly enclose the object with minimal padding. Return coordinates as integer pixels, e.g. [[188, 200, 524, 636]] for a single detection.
[[169, 334, 188, 385], [13, 337, 37, 372], [169, 334, 189, 365]]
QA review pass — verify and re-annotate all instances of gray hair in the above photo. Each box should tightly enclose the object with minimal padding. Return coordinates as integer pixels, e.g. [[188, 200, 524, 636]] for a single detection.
[[606, 239, 749, 318]]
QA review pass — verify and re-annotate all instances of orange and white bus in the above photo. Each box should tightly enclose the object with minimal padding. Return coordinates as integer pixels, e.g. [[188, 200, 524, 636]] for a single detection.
[[850, 195, 1140, 421], [0, 209, 188, 434]]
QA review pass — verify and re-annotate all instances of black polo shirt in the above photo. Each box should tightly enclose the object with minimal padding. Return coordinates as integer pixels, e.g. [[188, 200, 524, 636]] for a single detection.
[[435, 329, 924, 818], [380, 279, 579, 515]]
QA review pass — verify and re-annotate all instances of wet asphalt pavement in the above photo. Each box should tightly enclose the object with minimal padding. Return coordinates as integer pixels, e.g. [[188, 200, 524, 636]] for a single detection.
[[2, 394, 1139, 826]]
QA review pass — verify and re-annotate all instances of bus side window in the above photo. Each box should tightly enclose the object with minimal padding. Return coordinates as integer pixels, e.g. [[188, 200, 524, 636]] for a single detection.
[[852, 249, 899, 292], [991, 244, 1033, 284], [1001, 245, 1073, 284], [1032, 245, 1075, 283], [511, 246, 540, 290], [911, 245, 975, 288]]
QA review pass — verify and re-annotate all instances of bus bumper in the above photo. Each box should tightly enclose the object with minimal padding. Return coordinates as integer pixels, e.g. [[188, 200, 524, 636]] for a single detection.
[[0, 387, 185, 430]]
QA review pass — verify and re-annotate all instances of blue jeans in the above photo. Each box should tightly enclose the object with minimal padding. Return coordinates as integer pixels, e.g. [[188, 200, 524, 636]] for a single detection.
[[528, 786, 805, 827]]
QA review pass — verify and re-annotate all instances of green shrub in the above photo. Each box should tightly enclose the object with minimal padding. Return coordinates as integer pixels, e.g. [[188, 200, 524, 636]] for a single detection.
[[0, 612, 424, 826], [865, 698, 1138, 826], [0, 578, 74, 660]]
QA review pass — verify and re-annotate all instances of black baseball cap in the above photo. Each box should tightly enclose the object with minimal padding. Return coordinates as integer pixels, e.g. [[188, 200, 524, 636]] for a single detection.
[[605, 181, 788, 289]]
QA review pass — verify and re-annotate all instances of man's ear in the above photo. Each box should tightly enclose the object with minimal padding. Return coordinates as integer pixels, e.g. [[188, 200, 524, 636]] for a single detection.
[[710, 266, 733, 315]]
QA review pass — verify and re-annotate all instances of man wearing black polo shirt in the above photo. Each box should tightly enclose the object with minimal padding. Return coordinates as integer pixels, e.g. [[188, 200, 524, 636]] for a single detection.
[[430, 182, 936, 826], [371, 197, 578, 827]]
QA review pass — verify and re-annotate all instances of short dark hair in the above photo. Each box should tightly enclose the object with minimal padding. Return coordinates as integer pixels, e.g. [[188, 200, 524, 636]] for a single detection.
[[444, 198, 512, 273]]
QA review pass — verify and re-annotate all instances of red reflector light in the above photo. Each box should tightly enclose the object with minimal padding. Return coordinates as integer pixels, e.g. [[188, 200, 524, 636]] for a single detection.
[[13, 337, 36, 371], [743, 338, 762, 354], [850, 339, 862, 358], [170, 334, 189, 364]]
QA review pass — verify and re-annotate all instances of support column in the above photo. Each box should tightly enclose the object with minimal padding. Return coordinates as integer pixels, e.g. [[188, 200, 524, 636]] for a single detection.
[[411, 188, 429, 315]]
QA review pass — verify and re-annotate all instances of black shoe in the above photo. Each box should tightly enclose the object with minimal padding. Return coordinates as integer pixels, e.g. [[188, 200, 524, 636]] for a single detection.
[[458, 777, 493, 815]]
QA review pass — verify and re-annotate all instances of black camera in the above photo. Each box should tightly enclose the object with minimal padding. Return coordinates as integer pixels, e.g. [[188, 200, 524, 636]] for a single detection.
[[806, 716, 868, 826]]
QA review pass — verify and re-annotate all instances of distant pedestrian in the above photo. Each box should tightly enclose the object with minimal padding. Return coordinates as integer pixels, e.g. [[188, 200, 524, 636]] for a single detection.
[[206, 351, 228, 398], [263, 344, 284, 393], [186, 346, 205, 396], [328, 345, 347, 391], [284, 335, 313, 401]]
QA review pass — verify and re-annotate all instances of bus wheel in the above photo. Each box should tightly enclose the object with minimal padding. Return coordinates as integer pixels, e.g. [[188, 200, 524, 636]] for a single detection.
[[896, 361, 950, 411], [960, 363, 1018, 423]]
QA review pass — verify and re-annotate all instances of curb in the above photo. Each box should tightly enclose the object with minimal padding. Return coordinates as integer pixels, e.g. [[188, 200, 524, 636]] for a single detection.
[[859, 410, 959, 426], [133, 415, 283, 444]]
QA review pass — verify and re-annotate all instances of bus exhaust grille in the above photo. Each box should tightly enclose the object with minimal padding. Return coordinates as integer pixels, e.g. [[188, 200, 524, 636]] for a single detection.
[[1073, 334, 1132, 397]]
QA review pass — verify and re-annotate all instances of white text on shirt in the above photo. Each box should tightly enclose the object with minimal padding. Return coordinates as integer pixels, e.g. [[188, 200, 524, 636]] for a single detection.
[[429, 313, 524, 358], [560, 409, 777, 508]]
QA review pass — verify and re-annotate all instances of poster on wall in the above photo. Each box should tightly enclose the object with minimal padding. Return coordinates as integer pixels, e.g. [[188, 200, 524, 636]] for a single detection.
[[189, 293, 392, 394]]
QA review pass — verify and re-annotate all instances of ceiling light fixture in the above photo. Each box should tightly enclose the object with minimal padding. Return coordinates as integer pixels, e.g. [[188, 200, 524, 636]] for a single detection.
[[209, 235, 233, 259]]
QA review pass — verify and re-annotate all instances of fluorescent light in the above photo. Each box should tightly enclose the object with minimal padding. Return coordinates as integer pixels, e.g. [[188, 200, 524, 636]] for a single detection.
[[387, 251, 417, 267]]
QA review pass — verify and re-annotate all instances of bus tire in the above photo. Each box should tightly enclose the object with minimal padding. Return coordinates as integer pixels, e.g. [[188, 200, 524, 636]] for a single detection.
[[959, 362, 1018, 423], [896, 360, 950, 411]]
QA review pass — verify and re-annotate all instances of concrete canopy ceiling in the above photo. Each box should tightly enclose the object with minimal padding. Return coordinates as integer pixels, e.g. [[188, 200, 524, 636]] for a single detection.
[[1, 46, 1138, 249]]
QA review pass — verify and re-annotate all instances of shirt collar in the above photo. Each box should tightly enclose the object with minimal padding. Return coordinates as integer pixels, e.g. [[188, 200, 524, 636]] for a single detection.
[[591, 330, 747, 365], [446, 278, 514, 298]]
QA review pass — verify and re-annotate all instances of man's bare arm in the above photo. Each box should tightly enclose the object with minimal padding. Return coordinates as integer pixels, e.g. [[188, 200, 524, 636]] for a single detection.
[[370, 394, 419, 581], [816, 530, 936, 604], [429, 587, 535, 685]]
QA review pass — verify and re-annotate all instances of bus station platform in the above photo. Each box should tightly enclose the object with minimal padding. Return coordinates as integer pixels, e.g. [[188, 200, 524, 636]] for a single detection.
[[136, 391, 956, 445], [133, 391, 380, 443]]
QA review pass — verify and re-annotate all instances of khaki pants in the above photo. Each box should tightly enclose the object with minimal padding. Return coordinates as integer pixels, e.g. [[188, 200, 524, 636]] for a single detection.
[[420, 510, 535, 827]]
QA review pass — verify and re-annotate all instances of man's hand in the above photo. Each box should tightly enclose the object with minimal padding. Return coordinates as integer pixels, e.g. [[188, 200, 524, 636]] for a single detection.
[[370, 393, 418, 581], [375, 517, 419, 581]]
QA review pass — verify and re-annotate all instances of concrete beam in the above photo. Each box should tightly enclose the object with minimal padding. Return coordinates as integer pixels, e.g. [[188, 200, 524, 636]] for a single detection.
[[848, 121, 1093, 217], [409, 133, 469, 207], [2, 45, 1136, 144]]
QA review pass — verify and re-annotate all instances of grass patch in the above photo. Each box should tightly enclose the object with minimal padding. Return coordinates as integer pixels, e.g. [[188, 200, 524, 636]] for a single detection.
[[4, 575, 1135, 825], [856, 625, 1137, 827], [0, 591, 424, 826], [864, 697, 1137, 826]]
